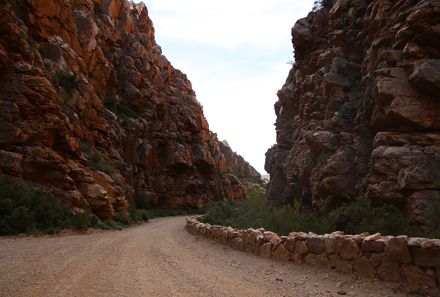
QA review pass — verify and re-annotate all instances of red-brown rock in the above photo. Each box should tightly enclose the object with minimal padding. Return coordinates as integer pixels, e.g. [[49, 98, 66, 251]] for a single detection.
[[337, 238, 360, 260], [0, 0, 256, 218], [264, 0, 440, 225]]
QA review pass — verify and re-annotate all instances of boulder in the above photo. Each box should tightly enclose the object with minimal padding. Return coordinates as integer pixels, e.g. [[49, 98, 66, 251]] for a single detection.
[[337, 238, 360, 260], [401, 265, 438, 292], [260, 243, 272, 259], [354, 257, 376, 279], [377, 260, 401, 283], [294, 240, 308, 256], [410, 246, 440, 267], [385, 237, 412, 264], [409, 59, 440, 96], [306, 237, 326, 254], [272, 244, 290, 261]]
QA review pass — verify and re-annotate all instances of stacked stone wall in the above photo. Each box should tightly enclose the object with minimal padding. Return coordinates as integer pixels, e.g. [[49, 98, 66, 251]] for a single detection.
[[186, 217, 440, 295]]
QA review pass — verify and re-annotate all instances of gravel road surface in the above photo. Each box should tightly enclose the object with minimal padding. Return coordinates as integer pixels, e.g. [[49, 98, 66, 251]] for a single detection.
[[0, 216, 406, 297]]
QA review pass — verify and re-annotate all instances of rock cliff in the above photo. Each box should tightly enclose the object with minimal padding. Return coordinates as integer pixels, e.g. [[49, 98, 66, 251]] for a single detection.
[[218, 140, 261, 182], [265, 0, 440, 224], [0, 0, 253, 219]]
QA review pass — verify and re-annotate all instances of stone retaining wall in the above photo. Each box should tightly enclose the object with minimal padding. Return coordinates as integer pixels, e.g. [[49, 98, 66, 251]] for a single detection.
[[186, 217, 440, 295]]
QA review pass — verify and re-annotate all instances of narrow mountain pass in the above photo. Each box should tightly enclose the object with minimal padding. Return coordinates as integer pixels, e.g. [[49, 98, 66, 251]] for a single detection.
[[0, 217, 404, 297]]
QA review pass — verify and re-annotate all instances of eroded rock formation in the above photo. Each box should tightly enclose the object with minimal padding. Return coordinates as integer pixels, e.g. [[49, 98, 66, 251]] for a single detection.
[[218, 140, 261, 182], [0, 0, 253, 218], [265, 0, 440, 224]]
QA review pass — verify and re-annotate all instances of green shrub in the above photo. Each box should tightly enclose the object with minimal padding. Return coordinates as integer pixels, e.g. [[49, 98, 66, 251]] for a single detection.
[[115, 212, 132, 226], [128, 206, 149, 223], [134, 194, 149, 209], [88, 152, 114, 175], [53, 70, 82, 94], [69, 212, 91, 230], [425, 199, 440, 238], [95, 220, 112, 230], [326, 197, 418, 236], [102, 220, 124, 230], [202, 189, 429, 237], [312, 0, 333, 11], [89, 212, 99, 226], [322, 0, 333, 9], [139, 210, 150, 221], [93, 0, 103, 14], [0, 176, 70, 235]]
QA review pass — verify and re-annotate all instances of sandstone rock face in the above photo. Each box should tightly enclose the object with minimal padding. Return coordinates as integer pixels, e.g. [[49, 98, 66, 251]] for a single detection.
[[265, 0, 440, 224], [218, 140, 261, 182], [0, 0, 251, 218]]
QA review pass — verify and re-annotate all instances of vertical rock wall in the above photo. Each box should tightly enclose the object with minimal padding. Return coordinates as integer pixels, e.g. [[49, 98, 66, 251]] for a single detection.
[[265, 0, 440, 224], [0, 0, 252, 218]]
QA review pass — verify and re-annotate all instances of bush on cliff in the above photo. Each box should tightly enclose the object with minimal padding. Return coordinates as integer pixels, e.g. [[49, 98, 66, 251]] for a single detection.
[[312, 0, 333, 11], [53, 70, 82, 94]]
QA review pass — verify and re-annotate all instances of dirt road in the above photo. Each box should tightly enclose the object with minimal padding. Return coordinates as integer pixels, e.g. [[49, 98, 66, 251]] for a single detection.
[[0, 216, 405, 297]]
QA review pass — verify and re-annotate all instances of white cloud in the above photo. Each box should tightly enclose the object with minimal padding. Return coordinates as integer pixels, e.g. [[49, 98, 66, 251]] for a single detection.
[[145, 0, 313, 50]]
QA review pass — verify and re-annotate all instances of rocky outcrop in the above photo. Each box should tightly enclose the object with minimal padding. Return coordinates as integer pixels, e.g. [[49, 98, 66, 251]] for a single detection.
[[218, 140, 261, 182], [265, 0, 440, 224], [186, 216, 440, 295], [0, 0, 249, 219]]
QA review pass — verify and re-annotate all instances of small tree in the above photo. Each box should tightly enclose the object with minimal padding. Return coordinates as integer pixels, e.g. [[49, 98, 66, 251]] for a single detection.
[[313, 0, 333, 11]]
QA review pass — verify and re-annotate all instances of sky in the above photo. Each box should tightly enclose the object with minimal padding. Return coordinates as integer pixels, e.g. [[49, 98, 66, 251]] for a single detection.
[[141, 0, 315, 174]]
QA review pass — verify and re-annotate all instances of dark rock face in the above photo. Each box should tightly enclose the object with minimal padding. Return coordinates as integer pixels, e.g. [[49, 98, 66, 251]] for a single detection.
[[265, 0, 440, 224], [0, 0, 251, 219], [218, 140, 261, 182]]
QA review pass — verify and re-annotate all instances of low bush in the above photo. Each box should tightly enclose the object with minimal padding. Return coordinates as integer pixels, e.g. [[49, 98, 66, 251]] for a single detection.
[[95, 220, 112, 230], [88, 152, 114, 176], [115, 212, 132, 226], [128, 206, 149, 223], [134, 194, 149, 209], [312, 0, 333, 12], [0, 176, 70, 235], [425, 199, 440, 238], [69, 212, 91, 230], [326, 197, 418, 236], [203, 189, 431, 237], [101, 220, 124, 230], [53, 70, 82, 94]]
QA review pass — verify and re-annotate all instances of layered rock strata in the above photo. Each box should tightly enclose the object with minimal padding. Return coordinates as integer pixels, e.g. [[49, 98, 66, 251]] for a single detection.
[[218, 140, 261, 182], [265, 0, 440, 224], [0, 0, 252, 218], [187, 216, 440, 295]]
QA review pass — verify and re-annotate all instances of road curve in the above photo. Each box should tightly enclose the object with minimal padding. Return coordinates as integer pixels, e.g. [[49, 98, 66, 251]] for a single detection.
[[0, 216, 405, 297]]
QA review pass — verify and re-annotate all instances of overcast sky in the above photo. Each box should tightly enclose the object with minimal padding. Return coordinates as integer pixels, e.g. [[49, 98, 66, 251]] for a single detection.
[[141, 0, 315, 174]]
